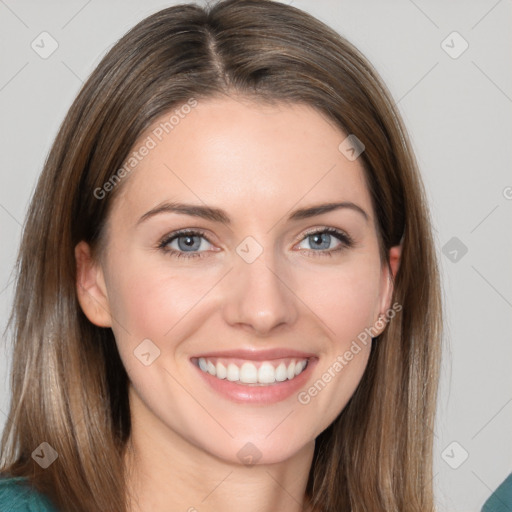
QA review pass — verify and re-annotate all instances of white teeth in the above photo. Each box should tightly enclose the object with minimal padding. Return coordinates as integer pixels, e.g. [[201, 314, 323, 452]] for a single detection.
[[275, 362, 288, 382], [216, 361, 227, 379], [206, 360, 216, 375], [239, 362, 258, 383], [226, 363, 239, 381], [258, 362, 276, 384], [196, 357, 309, 385], [287, 362, 296, 380]]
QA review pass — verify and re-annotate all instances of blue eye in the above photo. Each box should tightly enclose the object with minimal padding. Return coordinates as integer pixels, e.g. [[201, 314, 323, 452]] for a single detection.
[[297, 228, 354, 257], [158, 227, 354, 260], [158, 230, 213, 259]]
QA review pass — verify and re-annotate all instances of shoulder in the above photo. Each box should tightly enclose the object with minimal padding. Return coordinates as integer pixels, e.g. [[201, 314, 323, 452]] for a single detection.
[[0, 476, 58, 512], [482, 472, 512, 512]]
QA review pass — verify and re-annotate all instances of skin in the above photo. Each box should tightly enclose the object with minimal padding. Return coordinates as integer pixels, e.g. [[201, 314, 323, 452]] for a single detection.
[[75, 95, 401, 512]]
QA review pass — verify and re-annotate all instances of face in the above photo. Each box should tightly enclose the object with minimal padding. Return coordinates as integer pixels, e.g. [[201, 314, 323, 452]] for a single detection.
[[76, 95, 398, 465]]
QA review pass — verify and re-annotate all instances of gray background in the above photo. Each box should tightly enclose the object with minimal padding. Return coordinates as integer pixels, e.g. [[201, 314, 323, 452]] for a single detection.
[[0, 1, 510, 510]]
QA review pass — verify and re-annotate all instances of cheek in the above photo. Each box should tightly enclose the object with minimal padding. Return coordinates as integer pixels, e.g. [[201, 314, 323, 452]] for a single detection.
[[105, 251, 216, 341], [297, 260, 381, 345], [104, 254, 217, 398]]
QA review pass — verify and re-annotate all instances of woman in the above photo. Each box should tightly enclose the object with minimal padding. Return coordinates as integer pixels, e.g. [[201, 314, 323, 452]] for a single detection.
[[0, 0, 442, 510]]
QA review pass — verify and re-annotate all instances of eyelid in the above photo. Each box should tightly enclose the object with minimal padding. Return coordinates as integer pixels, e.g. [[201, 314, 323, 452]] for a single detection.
[[159, 228, 213, 245], [293, 226, 353, 242]]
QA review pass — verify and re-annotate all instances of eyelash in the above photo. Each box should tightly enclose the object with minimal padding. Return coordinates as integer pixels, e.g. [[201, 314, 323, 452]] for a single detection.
[[157, 227, 354, 260]]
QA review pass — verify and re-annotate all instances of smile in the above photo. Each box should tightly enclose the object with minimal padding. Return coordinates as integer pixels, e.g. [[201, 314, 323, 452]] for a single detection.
[[190, 348, 317, 404], [195, 357, 309, 385]]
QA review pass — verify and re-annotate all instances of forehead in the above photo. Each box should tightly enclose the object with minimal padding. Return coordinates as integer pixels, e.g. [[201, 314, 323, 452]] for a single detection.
[[111, 96, 373, 227]]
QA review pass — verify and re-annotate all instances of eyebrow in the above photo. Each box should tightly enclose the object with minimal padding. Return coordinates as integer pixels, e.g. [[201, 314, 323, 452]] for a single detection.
[[137, 200, 369, 226]]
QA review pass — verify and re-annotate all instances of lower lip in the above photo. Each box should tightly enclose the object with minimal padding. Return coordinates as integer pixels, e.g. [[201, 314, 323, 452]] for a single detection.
[[192, 359, 317, 405]]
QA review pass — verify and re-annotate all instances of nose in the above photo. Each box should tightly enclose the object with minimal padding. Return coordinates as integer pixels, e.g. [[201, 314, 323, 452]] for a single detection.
[[221, 247, 299, 336]]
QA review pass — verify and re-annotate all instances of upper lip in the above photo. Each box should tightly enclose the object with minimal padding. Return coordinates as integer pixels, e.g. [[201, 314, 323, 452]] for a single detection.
[[191, 348, 316, 361]]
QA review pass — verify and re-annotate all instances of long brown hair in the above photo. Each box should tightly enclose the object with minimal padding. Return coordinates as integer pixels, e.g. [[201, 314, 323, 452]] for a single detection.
[[0, 1, 442, 510]]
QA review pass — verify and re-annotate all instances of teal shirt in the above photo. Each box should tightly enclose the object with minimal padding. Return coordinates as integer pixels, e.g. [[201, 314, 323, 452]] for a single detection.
[[0, 476, 58, 511], [481, 473, 512, 512]]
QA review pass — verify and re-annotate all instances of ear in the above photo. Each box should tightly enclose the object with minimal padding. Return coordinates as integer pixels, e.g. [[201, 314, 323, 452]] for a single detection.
[[373, 244, 402, 335], [75, 241, 112, 327]]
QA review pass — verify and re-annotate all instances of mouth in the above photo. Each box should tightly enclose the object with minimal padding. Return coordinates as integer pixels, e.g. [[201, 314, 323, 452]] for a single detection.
[[191, 356, 309, 386], [190, 349, 317, 404]]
